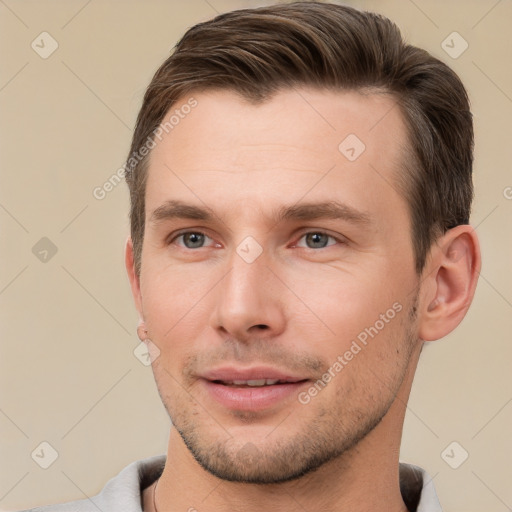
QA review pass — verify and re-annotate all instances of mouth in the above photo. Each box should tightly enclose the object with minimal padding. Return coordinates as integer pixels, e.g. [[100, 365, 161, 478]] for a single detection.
[[212, 378, 306, 387], [199, 367, 310, 411]]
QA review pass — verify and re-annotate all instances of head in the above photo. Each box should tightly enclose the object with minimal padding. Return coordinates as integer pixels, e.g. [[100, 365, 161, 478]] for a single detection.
[[125, 2, 480, 484]]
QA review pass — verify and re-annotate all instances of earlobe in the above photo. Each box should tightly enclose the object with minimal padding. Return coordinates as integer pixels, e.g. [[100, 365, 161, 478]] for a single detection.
[[137, 318, 148, 342], [418, 225, 481, 342], [125, 236, 144, 320]]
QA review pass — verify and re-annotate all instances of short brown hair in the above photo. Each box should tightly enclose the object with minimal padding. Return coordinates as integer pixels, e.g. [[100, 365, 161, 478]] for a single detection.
[[125, 1, 474, 276]]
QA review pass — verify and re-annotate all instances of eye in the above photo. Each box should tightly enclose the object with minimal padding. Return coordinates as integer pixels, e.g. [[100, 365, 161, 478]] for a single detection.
[[170, 231, 215, 249], [296, 232, 340, 249]]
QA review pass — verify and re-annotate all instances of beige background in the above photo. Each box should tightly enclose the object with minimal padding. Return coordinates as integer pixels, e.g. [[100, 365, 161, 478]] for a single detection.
[[1, 0, 511, 510]]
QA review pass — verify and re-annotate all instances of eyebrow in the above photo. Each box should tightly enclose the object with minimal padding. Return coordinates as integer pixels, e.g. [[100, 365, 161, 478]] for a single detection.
[[149, 200, 214, 224], [275, 201, 371, 225], [149, 199, 372, 226]]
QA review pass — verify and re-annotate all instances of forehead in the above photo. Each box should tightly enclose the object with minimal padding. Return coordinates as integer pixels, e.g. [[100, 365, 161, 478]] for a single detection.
[[145, 87, 410, 230], [151, 87, 406, 164]]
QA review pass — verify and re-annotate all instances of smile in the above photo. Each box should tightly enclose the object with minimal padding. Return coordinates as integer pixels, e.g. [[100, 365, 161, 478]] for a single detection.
[[199, 367, 311, 411], [214, 379, 296, 387]]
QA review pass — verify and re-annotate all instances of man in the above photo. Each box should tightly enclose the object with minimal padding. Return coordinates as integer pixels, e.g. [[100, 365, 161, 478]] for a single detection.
[[24, 2, 480, 511]]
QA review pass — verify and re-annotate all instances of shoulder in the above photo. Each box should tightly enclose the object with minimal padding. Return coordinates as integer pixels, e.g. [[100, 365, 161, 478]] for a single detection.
[[399, 462, 443, 512], [20, 455, 166, 512]]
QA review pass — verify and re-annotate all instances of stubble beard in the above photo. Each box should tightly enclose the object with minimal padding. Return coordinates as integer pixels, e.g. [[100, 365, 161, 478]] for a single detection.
[[153, 298, 418, 485]]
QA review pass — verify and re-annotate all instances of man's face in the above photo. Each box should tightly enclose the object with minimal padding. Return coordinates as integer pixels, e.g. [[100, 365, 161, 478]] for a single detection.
[[132, 88, 423, 483]]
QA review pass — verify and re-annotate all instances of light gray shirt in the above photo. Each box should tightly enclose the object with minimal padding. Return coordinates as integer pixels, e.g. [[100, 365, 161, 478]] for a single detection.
[[21, 455, 442, 511]]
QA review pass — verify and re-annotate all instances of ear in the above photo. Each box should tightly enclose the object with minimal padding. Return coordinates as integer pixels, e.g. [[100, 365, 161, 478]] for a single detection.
[[418, 225, 481, 342], [125, 236, 144, 322]]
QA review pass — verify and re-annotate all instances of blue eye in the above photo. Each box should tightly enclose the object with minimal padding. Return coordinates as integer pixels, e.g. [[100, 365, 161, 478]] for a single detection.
[[297, 232, 338, 249], [173, 231, 213, 249]]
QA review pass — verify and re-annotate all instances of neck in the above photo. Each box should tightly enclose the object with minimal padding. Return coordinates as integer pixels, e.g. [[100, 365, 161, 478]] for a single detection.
[[150, 423, 407, 512]]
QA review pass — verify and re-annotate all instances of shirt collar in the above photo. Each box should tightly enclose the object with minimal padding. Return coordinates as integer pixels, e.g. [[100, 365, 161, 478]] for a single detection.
[[128, 456, 442, 512]]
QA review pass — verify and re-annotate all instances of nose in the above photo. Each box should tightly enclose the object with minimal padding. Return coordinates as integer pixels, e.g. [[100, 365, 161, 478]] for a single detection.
[[210, 249, 287, 342]]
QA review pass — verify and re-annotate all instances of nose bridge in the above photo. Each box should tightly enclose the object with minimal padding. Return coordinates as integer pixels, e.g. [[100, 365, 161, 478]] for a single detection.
[[223, 247, 270, 313], [212, 243, 285, 338]]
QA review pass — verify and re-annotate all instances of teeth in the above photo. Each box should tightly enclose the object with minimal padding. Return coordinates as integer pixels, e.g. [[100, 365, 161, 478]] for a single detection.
[[229, 379, 280, 386], [247, 379, 267, 387]]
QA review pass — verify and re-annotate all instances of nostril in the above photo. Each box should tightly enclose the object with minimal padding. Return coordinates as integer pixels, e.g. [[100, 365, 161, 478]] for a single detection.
[[255, 324, 269, 330]]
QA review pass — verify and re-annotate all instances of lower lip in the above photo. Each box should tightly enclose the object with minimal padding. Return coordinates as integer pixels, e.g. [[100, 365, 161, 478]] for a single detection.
[[202, 379, 309, 411]]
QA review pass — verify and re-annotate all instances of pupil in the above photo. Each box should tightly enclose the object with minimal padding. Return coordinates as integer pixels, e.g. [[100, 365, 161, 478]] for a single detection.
[[307, 233, 328, 248], [185, 233, 204, 248]]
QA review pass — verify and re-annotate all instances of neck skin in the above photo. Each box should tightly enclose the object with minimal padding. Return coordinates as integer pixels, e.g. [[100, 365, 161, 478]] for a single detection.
[[143, 347, 421, 512]]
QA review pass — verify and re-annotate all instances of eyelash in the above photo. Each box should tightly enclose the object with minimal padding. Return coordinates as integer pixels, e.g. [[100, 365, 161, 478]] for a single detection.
[[168, 230, 345, 250]]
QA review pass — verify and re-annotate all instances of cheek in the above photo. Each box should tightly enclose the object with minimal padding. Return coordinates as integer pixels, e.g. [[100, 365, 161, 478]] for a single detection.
[[318, 309, 412, 405], [300, 283, 411, 387], [140, 266, 212, 349], [283, 265, 404, 345]]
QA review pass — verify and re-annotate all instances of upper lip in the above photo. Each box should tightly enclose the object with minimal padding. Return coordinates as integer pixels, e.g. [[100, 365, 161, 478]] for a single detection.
[[200, 366, 309, 383]]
